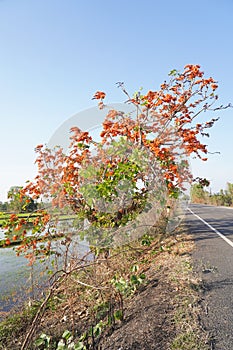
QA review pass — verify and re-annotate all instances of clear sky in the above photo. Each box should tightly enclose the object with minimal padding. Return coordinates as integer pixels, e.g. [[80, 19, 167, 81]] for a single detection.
[[0, 0, 232, 202]]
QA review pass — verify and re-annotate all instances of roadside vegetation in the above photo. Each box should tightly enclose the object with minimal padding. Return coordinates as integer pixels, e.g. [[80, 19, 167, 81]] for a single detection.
[[0, 224, 210, 350], [0, 64, 229, 349], [3, 64, 228, 259], [191, 182, 233, 206]]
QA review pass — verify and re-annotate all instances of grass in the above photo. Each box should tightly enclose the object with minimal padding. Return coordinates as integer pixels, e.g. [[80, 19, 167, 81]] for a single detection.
[[0, 212, 77, 227], [169, 237, 210, 350], [0, 302, 41, 350]]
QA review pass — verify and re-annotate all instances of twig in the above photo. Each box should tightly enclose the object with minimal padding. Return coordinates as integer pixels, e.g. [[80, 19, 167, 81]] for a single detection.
[[69, 275, 110, 290]]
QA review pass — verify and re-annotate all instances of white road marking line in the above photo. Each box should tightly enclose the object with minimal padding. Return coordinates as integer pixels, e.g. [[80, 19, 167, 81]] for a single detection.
[[187, 207, 233, 249]]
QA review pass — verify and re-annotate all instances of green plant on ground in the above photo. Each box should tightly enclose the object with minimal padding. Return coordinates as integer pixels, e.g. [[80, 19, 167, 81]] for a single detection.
[[0, 229, 211, 350], [34, 330, 88, 350]]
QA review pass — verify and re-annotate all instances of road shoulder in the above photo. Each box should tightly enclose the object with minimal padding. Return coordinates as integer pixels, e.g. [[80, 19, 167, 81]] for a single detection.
[[186, 205, 233, 350]]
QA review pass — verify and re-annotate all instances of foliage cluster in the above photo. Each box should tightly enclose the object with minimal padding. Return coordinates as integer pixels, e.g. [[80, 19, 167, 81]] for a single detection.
[[3, 64, 229, 262]]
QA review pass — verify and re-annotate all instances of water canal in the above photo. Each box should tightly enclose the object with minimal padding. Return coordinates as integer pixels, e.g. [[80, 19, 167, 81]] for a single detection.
[[0, 228, 90, 319], [0, 229, 33, 315]]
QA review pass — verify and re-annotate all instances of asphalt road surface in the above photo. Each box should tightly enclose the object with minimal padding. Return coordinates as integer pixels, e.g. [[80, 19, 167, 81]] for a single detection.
[[186, 204, 233, 350]]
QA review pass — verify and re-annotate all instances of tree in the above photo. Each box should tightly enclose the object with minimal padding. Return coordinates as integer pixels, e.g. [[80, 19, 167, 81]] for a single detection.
[[190, 184, 208, 204], [0, 201, 8, 212], [191, 181, 233, 206], [4, 64, 230, 260], [225, 183, 233, 206], [7, 186, 37, 213], [210, 183, 233, 206]]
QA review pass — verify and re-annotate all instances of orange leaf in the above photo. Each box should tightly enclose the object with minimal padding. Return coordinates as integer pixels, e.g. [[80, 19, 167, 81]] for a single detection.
[[5, 238, 11, 245], [92, 91, 106, 100]]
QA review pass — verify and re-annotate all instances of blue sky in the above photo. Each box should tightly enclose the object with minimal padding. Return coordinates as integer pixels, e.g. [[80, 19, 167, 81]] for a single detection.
[[0, 0, 232, 201]]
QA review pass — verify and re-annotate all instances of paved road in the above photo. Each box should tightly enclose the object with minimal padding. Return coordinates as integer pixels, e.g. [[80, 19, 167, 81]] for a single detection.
[[185, 204, 233, 350]]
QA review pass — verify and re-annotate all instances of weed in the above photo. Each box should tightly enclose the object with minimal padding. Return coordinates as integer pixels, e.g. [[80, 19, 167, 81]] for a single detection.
[[171, 330, 208, 350]]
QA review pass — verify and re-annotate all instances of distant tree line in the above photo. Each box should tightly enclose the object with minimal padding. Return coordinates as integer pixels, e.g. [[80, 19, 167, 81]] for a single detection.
[[191, 182, 233, 207], [0, 186, 38, 213], [1, 181, 233, 213]]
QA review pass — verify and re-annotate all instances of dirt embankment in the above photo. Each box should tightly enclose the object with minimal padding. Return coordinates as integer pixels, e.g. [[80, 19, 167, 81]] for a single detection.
[[0, 226, 209, 350]]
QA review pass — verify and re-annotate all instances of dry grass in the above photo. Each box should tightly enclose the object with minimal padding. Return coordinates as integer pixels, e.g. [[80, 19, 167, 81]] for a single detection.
[[0, 225, 210, 350]]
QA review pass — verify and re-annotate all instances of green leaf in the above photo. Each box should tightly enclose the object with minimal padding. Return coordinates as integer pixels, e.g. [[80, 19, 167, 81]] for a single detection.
[[131, 264, 139, 273], [57, 339, 66, 349], [62, 330, 72, 340], [93, 321, 105, 337], [74, 342, 86, 350], [168, 69, 178, 76], [139, 273, 146, 280], [34, 333, 50, 347], [130, 275, 138, 284], [114, 309, 123, 321], [34, 338, 46, 346]]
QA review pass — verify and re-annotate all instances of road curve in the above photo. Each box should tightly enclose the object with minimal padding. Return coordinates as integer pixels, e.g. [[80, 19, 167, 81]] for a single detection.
[[185, 204, 233, 350]]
